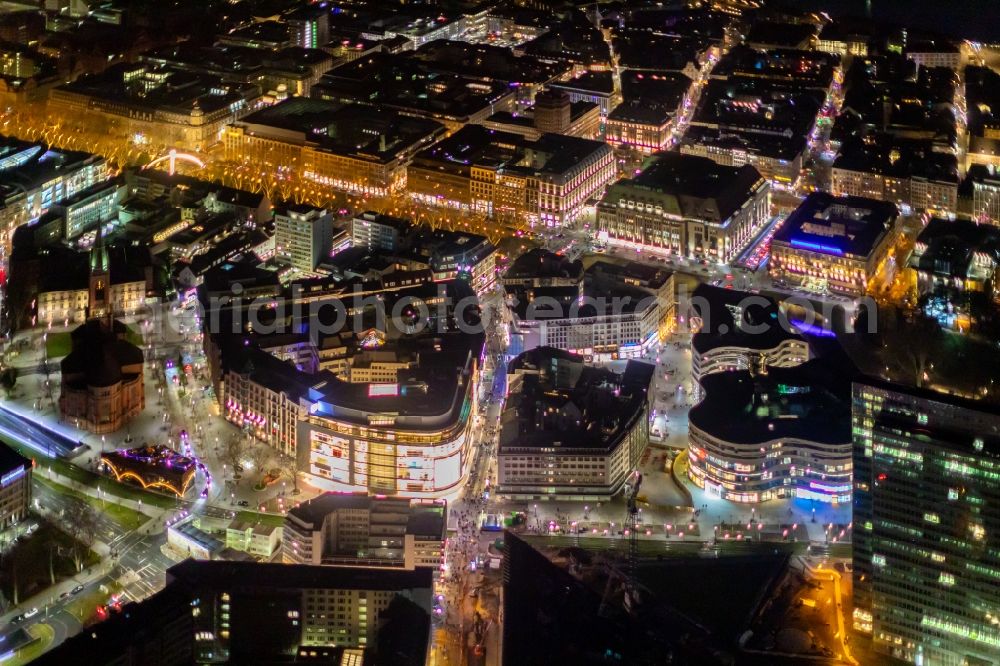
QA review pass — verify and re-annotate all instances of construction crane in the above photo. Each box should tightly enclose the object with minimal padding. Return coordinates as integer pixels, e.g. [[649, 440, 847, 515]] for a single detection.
[[598, 470, 643, 617]]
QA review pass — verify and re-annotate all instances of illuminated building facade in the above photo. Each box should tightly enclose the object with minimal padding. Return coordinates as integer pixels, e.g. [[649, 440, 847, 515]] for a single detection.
[[852, 380, 1000, 665], [690, 285, 811, 383], [605, 103, 675, 153], [832, 159, 959, 216], [37, 235, 151, 325], [208, 278, 484, 497], [596, 153, 770, 262], [770, 192, 899, 295], [0, 137, 109, 241], [223, 99, 444, 198], [274, 204, 333, 273], [168, 561, 433, 662], [408, 125, 615, 227], [0, 442, 31, 529], [101, 445, 196, 497], [300, 346, 479, 497], [504, 251, 674, 360], [49, 62, 262, 152], [687, 361, 852, 504], [350, 211, 497, 294], [283, 493, 445, 570], [497, 348, 654, 500], [970, 165, 1000, 223], [58, 318, 145, 434]]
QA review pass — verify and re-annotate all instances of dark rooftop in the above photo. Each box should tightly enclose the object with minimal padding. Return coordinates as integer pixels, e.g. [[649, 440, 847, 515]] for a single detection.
[[772, 191, 898, 259], [689, 358, 852, 446]]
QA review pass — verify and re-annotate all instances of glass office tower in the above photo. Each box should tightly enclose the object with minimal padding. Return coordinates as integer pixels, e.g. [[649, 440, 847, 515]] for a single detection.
[[853, 380, 1000, 665]]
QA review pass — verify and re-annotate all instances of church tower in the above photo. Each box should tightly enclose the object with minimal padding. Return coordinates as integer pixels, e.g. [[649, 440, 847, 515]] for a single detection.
[[89, 225, 110, 321]]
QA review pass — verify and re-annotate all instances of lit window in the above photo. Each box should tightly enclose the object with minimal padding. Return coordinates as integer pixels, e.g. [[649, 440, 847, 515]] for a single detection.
[[939, 572, 955, 586], [924, 513, 940, 524]]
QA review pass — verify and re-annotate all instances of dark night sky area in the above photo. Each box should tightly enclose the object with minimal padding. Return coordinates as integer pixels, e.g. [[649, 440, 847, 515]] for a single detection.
[[777, 0, 1000, 41]]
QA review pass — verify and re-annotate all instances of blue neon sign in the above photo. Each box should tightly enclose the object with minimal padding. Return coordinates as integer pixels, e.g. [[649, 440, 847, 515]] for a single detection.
[[789, 238, 844, 256]]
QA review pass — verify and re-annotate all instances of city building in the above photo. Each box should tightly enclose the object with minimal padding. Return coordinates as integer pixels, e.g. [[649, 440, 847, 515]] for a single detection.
[[497, 348, 654, 500], [605, 103, 675, 154], [966, 66, 1000, 169], [831, 140, 960, 215], [0, 441, 31, 530], [904, 40, 962, 70], [408, 125, 615, 227], [39, 560, 433, 665], [282, 493, 445, 570], [286, 7, 329, 50], [596, 152, 771, 262], [350, 211, 497, 294], [681, 74, 826, 188], [141, 43, 334, 98], [225, 520, 282, 559], [548, 71, 618, 117], [969, 164, 1000, 223], [36, 234, 153, 326], [58, 318, 145, 434], [816, 20, 871, 58], [312, 52, 517, 132], [687, 359, 852, 504], [274, 204, 334, 273], [101, 445, 196, 498], [770, 192, 899, 295], [222, 98, 445, 198], [909, 217, 1000, 327], [504, 250, 674, 360], [206, 278, 484, 496], [852, 379, 1000, 665], [690, 284, 811, 383], [480, 89, 601, 141], [0, 136, 109, 243], [49, 62, 262, 152]]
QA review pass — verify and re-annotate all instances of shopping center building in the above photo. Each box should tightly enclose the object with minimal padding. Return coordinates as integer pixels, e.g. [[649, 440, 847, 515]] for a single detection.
[[687, 359, 852, 504]]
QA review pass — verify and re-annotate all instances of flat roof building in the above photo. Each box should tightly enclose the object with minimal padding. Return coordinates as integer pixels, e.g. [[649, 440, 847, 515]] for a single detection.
[[597, 152, 770, 262], [0, 440, 31, 530], [852, 379, 1000, 665], [770, 192, 899, 295], [498, 348, 654, 500], [688, 358, 852, 504], [283, 493, 445, 570], [223, 98, 445, 198], [408, 124, 615, 227]]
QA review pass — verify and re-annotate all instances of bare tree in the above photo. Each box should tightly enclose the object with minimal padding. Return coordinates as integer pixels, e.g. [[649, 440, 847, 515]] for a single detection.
[[221, 435, 247, 478], [247, 444, 271, 483], [64, 502, 99, 572], [278, 454, 299, 494]]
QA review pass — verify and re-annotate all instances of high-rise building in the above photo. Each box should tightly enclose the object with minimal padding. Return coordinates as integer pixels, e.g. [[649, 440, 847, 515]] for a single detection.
[[274, 205, 334, 273], [852, 379, 1000, 665], [286, 7, 329, 50]]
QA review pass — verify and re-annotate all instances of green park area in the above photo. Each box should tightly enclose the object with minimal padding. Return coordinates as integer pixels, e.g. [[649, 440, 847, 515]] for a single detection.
[[44, 331, 73, 359], [36, 476, 147, 531], [8, 622, 55, 666]]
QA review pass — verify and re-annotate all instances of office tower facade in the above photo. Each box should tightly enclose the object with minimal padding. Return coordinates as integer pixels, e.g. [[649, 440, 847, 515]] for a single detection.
[[274, 205, 333, 273], [853, 380, 1000, 665]]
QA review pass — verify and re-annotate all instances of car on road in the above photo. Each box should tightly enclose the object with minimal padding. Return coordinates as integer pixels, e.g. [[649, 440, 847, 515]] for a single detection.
[[23, 608, 38, 620], [237, 500, 249, 507], [72, 584, 85, 595]]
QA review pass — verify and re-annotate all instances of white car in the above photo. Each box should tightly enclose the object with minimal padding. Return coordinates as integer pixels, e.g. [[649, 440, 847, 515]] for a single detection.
[[23, 607, 39, 620]]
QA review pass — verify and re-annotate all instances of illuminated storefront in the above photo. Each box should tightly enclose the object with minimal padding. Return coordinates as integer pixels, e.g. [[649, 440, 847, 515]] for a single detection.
[[687, 362, 852, 504], [301, 374, 477, 497]]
